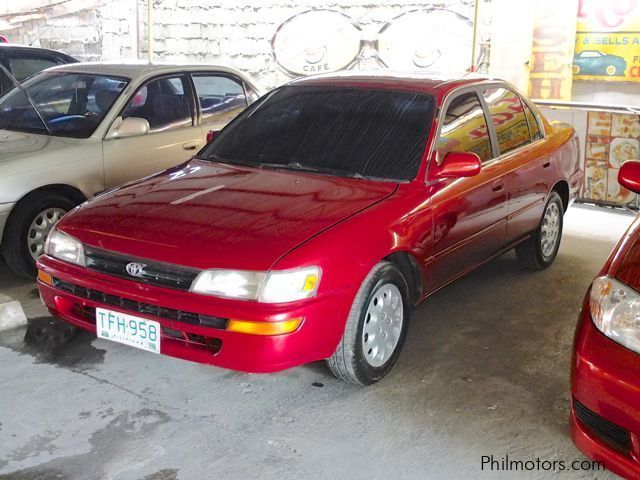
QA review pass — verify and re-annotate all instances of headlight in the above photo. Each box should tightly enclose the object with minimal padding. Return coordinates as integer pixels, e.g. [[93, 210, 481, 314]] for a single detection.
[[259, 267, 320, 303], [190, 270, 266, 300], [45, 229, 85, 267], [590, 275, 640, 353], [190, 266, 321, 303]]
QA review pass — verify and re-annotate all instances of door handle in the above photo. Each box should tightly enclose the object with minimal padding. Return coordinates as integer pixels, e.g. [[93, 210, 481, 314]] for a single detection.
[[183, 141, 200, 151], [542, 159, 551, 168], [492, 180, 504, 192]]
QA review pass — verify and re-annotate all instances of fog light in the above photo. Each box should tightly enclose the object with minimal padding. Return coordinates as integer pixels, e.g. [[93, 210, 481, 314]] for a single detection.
[[227, 317, 303, 335]]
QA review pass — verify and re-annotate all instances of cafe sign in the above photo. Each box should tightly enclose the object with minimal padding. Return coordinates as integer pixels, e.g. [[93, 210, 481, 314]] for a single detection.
[[272, 10, 362, 76]]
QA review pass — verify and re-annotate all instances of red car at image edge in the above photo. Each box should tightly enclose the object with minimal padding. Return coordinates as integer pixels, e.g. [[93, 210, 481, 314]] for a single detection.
[[36, 74, 582, 385], [572, 161, 640, 477]]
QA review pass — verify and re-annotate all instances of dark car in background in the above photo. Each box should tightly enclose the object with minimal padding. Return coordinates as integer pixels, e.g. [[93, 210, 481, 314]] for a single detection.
[[0, 43, 78, 94]]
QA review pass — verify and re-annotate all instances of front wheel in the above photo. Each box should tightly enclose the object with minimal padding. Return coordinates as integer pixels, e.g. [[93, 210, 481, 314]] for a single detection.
[[515, 191, 564, 270], [2, 192, 75, 278], [327, 261, 410, 385], [606, 65, 617, 76]]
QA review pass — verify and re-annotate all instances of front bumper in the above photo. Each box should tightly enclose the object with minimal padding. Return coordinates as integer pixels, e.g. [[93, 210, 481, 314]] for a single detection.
[[0, 202, 15, 244], [37, 255, 357, 373], [571, 297, 640, 478]]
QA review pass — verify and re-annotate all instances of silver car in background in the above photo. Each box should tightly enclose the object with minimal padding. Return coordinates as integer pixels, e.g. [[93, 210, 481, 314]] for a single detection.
[[0, 63, 260, 277]]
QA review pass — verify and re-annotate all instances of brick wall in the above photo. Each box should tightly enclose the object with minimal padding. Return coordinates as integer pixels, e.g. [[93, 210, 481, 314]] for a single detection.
[[0, 0, 476, 89]]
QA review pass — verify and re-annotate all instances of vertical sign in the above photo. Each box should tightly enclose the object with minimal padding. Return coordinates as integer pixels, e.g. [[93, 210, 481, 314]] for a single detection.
[[529, 0, 579, 100]]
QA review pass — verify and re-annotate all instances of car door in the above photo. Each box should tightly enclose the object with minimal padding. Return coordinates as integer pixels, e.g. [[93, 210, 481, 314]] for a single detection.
[[102, 73, 203, 188], [480, 87, 548, 244], [428, 89, 508, 290], [190, 72, 250, 140]]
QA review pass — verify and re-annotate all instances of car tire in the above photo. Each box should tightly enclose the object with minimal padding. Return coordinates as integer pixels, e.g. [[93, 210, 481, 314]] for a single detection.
[[515, 191, 564, 270], [2, 192, 75, 279], [572, 64, 580, 75], [606, 65, 617, 76], [327, 261, 410, 385]]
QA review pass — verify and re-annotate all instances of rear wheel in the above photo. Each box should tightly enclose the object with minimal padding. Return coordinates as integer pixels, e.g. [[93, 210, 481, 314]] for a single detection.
[[515, 191, 563, 270], [328, 261, 410, 385], [2, 192, 76, 279]]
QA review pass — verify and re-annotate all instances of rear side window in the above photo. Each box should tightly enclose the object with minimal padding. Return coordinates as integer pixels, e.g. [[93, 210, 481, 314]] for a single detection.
[[522, 101, 542, 141], [122, 75, 193, 132], [482, 88, 531, 155], [192, 74, 247, 126], [437, 91, 493, 163], [8, 56, 58, 81]]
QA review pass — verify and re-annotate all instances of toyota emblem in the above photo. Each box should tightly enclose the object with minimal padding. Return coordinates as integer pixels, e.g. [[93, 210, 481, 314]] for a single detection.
[[125, 262, 146, 277]]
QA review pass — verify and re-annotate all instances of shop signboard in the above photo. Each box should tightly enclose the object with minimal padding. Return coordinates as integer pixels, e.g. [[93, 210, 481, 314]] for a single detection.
[[583, 111, 640, 204], [574, 0, 640, 82], [529, 0, 579, 101]]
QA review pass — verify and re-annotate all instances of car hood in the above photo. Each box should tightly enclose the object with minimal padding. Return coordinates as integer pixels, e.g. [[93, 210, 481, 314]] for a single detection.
[[0, 130, 84, 168], [60, 159, 398, 271]]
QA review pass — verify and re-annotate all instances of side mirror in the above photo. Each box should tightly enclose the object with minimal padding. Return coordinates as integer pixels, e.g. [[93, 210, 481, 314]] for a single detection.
[[433, 152, 482, 179], [618, 161, 640, 194], [110, 117, 150, 139]]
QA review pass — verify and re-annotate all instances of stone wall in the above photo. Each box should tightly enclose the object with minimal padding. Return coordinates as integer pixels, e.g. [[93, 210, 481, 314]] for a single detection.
[[0, 0, 477, 90]]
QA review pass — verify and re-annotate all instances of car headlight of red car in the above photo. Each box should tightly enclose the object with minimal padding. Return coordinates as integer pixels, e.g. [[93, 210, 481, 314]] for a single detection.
[[190, 266, 321, 303], [590, 275, 640, 353], [45, 228, 85, 267]]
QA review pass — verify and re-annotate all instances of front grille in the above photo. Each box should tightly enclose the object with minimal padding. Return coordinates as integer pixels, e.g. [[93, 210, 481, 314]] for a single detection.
[[52, 277, 228, 330], [84, 245, 199, 291], [573, 398, 630, 453]]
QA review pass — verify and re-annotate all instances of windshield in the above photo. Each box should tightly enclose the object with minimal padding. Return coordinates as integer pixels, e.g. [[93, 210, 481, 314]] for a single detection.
[[0, 72, 128, 138], [200, 85, 435, 181]]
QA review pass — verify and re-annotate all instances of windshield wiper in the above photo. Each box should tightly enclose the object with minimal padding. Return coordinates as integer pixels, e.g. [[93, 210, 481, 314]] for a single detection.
[[0, 63, 51, 134], [271, 162, 371, 180]]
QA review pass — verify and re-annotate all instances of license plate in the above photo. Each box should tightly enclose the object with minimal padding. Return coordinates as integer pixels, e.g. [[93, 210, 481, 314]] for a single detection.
[[95, 307, 160, 354]]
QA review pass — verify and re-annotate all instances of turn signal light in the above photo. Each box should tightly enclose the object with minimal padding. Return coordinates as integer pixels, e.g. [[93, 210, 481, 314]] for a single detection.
[[227, 317, 303, 335], [37, 270, 52, 285]]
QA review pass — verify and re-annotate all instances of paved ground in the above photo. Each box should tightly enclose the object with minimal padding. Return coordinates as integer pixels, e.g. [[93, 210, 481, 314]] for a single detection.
[[0, 204, 634, 480]]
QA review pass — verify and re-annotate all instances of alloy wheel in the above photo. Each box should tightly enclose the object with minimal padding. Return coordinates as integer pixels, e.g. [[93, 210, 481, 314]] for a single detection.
[[27, 207, 66, 260], [540, 202, 560, 259]]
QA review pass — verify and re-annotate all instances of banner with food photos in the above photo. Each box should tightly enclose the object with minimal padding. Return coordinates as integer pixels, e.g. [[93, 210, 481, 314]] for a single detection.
[[583, 111, 640, 205]]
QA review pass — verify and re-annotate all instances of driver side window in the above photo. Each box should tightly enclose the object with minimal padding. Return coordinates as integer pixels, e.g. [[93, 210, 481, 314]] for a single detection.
[[122, 75, 193, 132], [437, 91, 492, 163]]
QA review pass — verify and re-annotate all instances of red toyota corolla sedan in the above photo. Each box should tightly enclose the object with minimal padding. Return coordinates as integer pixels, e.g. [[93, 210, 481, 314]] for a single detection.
[[572, 161, 640, 476], [36, 74, 582, 384]]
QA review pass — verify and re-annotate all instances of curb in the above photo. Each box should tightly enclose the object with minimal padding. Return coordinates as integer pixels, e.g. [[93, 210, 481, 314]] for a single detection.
[[0, 294, 27, 331]]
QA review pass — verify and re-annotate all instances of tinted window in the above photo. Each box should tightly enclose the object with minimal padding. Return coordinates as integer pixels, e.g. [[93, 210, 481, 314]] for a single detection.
[[522, 101, 542, 141], [123, 75, 192, 132], [0, 72, 127, 138], [202, 86, 435, 181], [8, 56, 58, 81], [437, 91, 492, 163], [192, 74, 247, 125], [482, 88, 531, 155]]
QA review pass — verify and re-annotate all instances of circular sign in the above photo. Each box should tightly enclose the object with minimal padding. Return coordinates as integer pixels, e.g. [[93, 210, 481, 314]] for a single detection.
[[272, 10, 362, 76], [377, 9, 473, 73]]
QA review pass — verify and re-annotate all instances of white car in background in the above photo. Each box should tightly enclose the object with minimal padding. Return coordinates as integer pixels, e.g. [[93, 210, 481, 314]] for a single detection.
[[0, 63, 260, 277]]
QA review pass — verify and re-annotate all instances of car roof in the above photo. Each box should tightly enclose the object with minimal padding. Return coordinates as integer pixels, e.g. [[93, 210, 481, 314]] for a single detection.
[[0, 43, 77, 59], [42, 62, 252, 80], [288, 71, 500, 97]]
